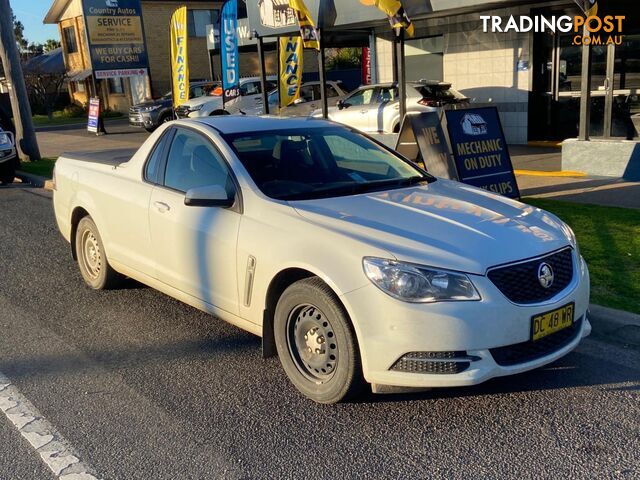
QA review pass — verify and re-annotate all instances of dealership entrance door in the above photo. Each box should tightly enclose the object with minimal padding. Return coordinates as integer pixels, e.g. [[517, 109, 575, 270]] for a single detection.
[[529, 6, 639, 141]]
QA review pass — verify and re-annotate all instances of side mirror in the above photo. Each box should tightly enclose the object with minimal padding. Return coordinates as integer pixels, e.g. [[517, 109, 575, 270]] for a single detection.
[[337, 100, 347, 110], [185, 184, 235, 208]]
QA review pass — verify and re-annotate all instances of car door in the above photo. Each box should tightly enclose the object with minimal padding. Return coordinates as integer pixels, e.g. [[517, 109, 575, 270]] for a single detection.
[[148, 126, 241, 314], [368, 86, 398, 133], [331, 87, 376, 132], [238, 81, 264, 113]]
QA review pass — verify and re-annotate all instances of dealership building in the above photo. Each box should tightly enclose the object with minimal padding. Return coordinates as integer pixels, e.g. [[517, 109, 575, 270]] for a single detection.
[[248, 0, 637, 147]]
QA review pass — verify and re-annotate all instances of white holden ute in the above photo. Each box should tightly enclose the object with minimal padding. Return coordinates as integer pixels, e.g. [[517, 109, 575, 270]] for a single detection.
[[53, 117, 591, 403]]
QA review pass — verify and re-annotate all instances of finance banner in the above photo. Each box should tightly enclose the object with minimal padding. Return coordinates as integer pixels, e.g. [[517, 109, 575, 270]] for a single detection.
[[445, 107, 520, 199], [221, 0, 240, 104], [279, 36, 303, 108], [170, 6, 189, 107], [87, 97, 100, 133], [82, 0, 149, 76]]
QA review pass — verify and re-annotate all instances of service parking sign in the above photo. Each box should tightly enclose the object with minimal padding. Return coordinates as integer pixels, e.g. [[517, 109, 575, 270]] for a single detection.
[[445, 107, 520, 199]]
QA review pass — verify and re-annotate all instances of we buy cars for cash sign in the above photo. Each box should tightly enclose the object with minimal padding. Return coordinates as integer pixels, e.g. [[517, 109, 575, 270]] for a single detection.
[[82, 0, 149, 75]]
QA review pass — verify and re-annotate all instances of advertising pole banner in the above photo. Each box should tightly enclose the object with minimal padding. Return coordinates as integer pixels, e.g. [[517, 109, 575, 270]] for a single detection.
[[87, 97, 100, 133], [279, 36, 304, 108], [221, 0, 240, 105], [289, 0, 320, 50], [359, 0, 415, 36], [445, 107, 520, 199], [361, 47, 371, 84], [82, 0, 149, 76], [170, 6, 189, 107]]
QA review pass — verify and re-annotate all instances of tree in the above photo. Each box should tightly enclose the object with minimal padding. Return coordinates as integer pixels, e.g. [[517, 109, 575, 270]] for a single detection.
[[12, 15, 27, 51], [43, 39, 61, 53]]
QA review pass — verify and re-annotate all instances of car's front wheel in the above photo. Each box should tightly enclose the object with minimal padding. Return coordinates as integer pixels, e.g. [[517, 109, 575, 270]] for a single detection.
[[75, 216, 123, 289], [0, 159, 15, 184], [274, 277, 365, 403]]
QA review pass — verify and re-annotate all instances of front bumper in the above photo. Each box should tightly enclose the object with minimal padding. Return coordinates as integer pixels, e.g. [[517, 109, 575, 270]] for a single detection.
[[342, 252, 591, 388], [0, 148, 16, 164], [129, 110, 159, 128]]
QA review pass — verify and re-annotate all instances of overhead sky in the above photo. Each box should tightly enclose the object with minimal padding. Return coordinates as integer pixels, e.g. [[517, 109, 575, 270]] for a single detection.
[[11, 0, 60, 45]]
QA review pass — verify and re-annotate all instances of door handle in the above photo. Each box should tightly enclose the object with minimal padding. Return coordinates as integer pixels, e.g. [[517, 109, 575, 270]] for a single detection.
[[153, 201, 170, 213], [360, 109, 368, 114]]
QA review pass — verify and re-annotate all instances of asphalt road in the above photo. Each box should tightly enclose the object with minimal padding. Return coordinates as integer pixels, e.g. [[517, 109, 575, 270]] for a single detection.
[[0, 184, 639, 479]]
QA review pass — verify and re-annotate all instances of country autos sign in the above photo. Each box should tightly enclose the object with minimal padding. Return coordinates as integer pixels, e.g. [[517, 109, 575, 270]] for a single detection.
[[82, 0, 149, 76], [221, 0, 240, 104]]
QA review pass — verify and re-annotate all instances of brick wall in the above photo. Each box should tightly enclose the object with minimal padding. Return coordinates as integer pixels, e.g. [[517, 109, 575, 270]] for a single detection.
[[141, 1, 224, 97]]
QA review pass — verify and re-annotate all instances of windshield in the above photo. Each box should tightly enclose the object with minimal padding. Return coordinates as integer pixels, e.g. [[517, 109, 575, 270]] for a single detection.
[[224, 127, 433, 201]]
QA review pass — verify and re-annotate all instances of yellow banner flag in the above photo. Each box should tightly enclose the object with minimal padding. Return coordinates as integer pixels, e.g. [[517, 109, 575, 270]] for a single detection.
[[289, 0, 319, 50], [279, 36, 304, 108], [170, 6, 189, 107], [360, 0, 415, 37]]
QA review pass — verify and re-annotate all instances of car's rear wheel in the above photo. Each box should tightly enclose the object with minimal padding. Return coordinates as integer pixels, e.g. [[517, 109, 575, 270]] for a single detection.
[[274, 277, 365, 404], [75, 216, 123, 289]]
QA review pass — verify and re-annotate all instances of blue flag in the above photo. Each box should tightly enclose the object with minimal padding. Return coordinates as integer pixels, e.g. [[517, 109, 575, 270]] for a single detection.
[[221, 0, 239, 104]]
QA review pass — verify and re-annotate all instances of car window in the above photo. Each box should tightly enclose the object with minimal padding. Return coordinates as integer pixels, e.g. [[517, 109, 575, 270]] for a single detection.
[[326, 84, 339, 98], [345, 88, 374, 106], [240, 81, 260, 96], [299, 85, 314, 102], [376, 87, 397, 103], [224, 127, 429, 201], [144, 132, 169, 184], [164, 128, 233, 194], [190, 85, 206, 98]]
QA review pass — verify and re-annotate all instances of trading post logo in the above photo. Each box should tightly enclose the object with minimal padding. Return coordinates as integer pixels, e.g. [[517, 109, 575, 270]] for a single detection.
[[480, 1, 625, 46]]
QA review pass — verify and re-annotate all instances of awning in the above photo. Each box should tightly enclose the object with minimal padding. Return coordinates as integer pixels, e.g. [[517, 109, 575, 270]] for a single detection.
[[67, 69, 92, 83]]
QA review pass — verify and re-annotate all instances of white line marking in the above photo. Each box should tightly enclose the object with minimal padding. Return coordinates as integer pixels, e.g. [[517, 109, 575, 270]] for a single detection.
[[0, 372, 100, 479]]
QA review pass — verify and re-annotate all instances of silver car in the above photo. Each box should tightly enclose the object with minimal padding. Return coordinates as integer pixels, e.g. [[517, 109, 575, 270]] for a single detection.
[[245, 80, 347, 117], [318, 80, 469, 134]]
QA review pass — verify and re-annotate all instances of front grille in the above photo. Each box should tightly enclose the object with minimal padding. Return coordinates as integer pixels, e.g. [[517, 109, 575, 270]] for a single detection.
[[174, 106, 189, 118], [391, 351, 471, 374], [490, 316, 583, 366], [488, 248, 574, 304], [129, 106, 141, 114]]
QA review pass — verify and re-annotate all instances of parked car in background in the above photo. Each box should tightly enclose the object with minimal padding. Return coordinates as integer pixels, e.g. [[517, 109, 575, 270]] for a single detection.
[[175, 76, 277, 118], [53, 116, 590, 404], [129, 81, 218, 132], [0, 129, 17, 184], [243, 80, 348, 117], [316, 80, 469, 133]]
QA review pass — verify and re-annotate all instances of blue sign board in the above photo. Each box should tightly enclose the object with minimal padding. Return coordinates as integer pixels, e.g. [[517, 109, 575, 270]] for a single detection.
[[221, 0, 240, 104], [445, 107, 520, 199], [82, 0, 149, 76]]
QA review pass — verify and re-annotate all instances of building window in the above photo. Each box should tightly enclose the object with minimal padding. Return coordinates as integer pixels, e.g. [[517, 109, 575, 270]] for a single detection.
[[405, 35, 443, 82], [75, 81, 85, 93], [62, 26, 78, 54], [188, 9, 219, 38], [108, 78, 125, 94]]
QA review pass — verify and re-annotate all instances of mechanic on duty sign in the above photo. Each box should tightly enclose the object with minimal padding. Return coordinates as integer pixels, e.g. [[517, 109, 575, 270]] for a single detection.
[[445, 107, 520, 199]]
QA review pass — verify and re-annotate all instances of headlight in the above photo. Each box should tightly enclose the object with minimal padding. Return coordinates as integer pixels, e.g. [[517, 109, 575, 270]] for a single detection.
[[189, 105, 203, 111], [139, 105, 160, 112], [363, 257, 480, 303]]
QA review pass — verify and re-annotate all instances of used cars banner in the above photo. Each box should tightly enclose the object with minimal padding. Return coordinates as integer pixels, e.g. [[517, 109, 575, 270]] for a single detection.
[[279, 36, 303, 108], [221, 0, 240, 104], [82, 0, 149, 77], [170, 6, 189, 107]]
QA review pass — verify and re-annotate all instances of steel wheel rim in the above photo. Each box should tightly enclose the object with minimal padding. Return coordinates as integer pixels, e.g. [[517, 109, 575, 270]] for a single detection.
[[286, 303, 338, 383], [81, 229, 102, 279]]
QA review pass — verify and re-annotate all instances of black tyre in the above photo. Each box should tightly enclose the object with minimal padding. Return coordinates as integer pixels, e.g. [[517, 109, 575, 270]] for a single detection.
[[75, 216, 123, 289], [274, 277, 365, 404], [0, 159, 15, 184]]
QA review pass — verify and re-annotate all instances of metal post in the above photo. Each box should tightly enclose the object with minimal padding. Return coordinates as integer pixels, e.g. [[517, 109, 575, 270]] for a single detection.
[[0, 0, 40, 161], [578, 30, 592, 141], [317, 28, 328, 119], [603, 41, 615, 139], [395, 28, 406, 126], [391, 32, 398, 83], [369, 30, 377, 84], [255, 33, 269, 115]]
